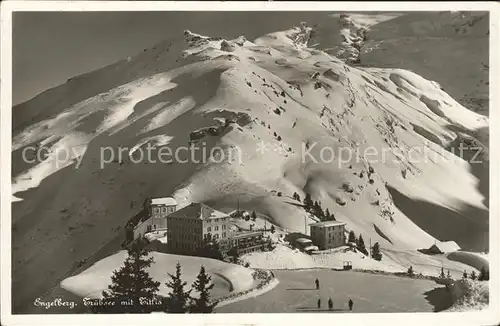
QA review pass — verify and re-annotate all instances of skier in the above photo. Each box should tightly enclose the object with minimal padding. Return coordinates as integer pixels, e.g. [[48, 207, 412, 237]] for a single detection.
[[317, 298, 321, 309], [328, 298, 333, 310], [348, 298, 354, 311], [315, 278, 320, 290]]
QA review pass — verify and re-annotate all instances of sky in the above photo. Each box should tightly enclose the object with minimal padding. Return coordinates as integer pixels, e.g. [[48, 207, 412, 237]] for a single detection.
[[12, 11, 337, 106]]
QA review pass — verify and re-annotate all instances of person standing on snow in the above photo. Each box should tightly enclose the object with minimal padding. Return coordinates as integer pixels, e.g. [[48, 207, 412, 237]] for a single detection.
[[348, 298, 354, 311]]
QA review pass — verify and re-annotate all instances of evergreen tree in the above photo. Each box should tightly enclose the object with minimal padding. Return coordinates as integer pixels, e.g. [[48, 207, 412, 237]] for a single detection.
[[165, 262, 192, 313], [313, 201, 324, 219], [270, 225, 276, 234], [372, 242, 382, 261], [446, 270, 452, 279], [357, 234, 368, 256], [189, 266, 216, 313], [303, 193, 314, 211], [293, 192, 301, 202], [266, 237, 275, 251], [471, 270, 477, 280], [462, 270, 468, 279], [348, 230, 356, 243], [251, 211, 257, 221], [439, 267, 446, 279], [478, 266, 489, 281], [195, 236, 224, 261], [325, 208, 331, 221], [407, 266, 414, 277], [101, 238, 160, 313], [227, 247, 239, 263]]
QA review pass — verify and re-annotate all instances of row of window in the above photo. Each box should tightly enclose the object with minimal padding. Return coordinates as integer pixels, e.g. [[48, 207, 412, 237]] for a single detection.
[[153, 207, 176, 214], [237, 244, 265, 255], [312, 226, 344, 232], [205, 218, 229, 224], [183, 219, 200, 224], [172, 242, 197, 251], [206, 225, 226, 232], [171, 227, 201, 234], [205, 233, 226, 239], [169, 233, 202, 242]]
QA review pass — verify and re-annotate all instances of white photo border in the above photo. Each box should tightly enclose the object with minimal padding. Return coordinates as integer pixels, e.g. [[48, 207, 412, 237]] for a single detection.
[[1, 1, 499, 326]]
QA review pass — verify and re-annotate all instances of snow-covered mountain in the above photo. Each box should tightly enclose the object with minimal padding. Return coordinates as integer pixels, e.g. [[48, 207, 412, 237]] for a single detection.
[[11, 13, 489, 312]]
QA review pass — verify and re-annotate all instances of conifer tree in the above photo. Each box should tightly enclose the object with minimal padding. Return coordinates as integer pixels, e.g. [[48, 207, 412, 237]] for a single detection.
[[101, 238, 160, 313], [462, 270, 468, 279], [270, 225, 276, 234], [439, 267, 446, 279], [407, 266, 414, 277], [478, 266, 489, 281], [251, 211, 257, 221], [446, 270, 452, 279], [313, 201, 324, 219], [227, 247, 239, 263], [348, 230, 356, 243], [195, 235, 224, 261], [325, 208, 331, 221], [471, 270, 477, 280], [189, 266, 216, 313], [372, 242, 382, 261], [357, 234, 368, 256], [303, 193, 314, 211], [293, 192, 301, 202], [165, 262, 192, 313]]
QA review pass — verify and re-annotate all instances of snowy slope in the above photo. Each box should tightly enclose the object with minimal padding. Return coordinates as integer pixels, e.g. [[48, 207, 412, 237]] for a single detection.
[[61, 251, 256, 299], [11, 15, 489, 312]]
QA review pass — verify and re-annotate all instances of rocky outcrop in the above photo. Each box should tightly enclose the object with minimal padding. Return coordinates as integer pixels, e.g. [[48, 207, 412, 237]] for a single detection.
[[184, 29, 223, 47], [336, 14, 367, 65]]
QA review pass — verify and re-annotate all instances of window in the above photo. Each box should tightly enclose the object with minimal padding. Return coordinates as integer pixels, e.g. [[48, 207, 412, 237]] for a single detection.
[[207, 227, 211, 232], [222, 225, 226, 230], [214, 234, 219, 240], [222, 232, 226, 238], [215, 226, 219, 231]]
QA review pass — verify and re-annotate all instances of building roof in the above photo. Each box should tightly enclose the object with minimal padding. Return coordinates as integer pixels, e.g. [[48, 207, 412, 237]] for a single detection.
[[429, 241, 461, 253], [303, 245, 319, 252], [309, 220, 346, 228], [231, 231, 264, 239], [151, 197, 177, 206], [168, 202, 227, 220]]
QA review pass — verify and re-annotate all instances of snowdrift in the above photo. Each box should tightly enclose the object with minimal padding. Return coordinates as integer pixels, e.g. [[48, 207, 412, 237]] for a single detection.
[[60, 251, 256, 300]]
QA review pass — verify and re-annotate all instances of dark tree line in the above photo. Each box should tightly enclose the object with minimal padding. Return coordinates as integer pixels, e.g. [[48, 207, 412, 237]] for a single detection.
[[347, 230, 372, 258], [299, 193, 335, 222], [93, 239, 217, 314], [194, 234, 224, 261]]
